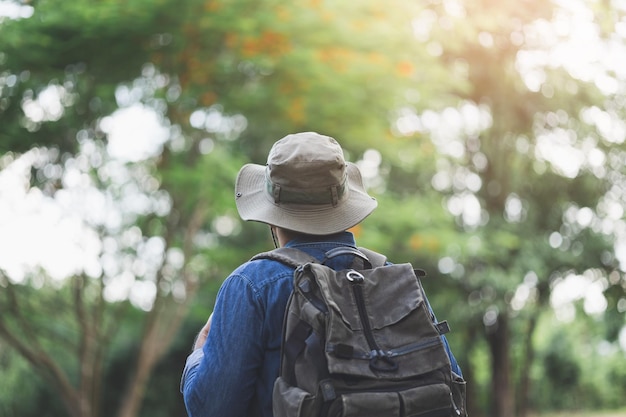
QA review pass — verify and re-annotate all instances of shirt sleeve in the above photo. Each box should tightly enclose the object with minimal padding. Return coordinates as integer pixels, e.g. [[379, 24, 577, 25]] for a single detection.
[[181, 272, 265, 417], [442, 333, 463, 377]]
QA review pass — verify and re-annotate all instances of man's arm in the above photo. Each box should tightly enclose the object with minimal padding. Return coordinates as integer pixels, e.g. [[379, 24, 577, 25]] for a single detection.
[[181, 275, 265, 417]]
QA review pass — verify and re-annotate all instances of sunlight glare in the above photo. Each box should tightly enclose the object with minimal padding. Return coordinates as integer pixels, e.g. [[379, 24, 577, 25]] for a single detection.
[[518, 0, 626, 96], [21, 85, 67, 123], [550, 271, 609, 321], [0, 0, 33, 19], [101, 104, 170, 162], [0, 151, 101, 282], [534, 129, 584, 178]]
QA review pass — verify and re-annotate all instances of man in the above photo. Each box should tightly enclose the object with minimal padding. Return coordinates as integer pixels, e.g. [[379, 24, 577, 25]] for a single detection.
[[180, 132, 461, 417]]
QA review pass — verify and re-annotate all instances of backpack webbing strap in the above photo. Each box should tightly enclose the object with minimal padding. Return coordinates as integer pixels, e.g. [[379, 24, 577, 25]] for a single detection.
[[251, 246, 384, 268], [322, 246, 372, 269], [250, 247, 318, 268], [356, 247, 387, 267], [282, 319, 312, 384]]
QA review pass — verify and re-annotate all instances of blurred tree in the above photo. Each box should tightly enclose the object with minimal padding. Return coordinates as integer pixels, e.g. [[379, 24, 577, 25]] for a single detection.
[[0, 0, 456, 416], [0, 0, 180, 155], [395, 1, 626, 416], [2, 1, 626, 417]]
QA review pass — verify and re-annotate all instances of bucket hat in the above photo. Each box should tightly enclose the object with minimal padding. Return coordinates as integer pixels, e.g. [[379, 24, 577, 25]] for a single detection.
[[235, 132, 377, 235]]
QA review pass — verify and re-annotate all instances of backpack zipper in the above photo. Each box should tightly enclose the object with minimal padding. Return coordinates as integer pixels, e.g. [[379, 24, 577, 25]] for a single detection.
[[388, 336, 443, 357]]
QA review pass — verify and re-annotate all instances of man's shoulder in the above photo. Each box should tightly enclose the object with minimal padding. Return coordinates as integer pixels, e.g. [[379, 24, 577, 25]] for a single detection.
[[229, 253, 298, 287], [250, 247, 319, 267]]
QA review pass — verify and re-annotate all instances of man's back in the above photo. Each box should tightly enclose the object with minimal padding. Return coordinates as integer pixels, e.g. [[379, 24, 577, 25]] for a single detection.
[[181, 233, 367, 417]]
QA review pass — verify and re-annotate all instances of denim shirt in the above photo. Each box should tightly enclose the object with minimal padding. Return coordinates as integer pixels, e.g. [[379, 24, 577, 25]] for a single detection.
[[181, 232, 462, 417]]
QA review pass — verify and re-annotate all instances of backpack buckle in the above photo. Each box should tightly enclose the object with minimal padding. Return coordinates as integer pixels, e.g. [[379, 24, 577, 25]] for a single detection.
[[346, 270, 364, 283]]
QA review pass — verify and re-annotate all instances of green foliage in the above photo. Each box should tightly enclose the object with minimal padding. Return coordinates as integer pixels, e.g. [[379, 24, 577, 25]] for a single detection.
[[543, 337, 580, 391], [528, 311, 626, 413], [1, 0, 626, 416], [1, 0, 175, 78], [0, 0, 183, 154], [0, 347, 41, 416]]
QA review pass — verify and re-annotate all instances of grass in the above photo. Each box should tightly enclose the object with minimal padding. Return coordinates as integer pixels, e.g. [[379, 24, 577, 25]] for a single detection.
[[530, 410, 626, 417]]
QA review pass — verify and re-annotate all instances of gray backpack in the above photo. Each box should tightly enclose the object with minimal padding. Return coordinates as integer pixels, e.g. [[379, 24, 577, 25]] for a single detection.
[[252, 246, 467, 417]]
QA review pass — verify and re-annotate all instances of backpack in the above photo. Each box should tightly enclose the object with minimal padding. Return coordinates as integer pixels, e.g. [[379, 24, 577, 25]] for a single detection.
[[252, 246, 467, 417]]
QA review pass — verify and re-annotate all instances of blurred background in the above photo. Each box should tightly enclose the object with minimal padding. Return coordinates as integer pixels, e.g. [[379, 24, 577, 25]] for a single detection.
[[1, 0, 625, 416]]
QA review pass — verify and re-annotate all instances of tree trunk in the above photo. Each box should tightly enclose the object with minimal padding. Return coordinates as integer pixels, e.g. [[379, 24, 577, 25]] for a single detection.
[[115, 297, 193, 417], [453, 322, 483, 417], [517, 314, 538, 417], [0, 317, 88, 417], [75, 275, 100, 417], [486, 313, 514, 417], [115, 203, 206, 417], [116, 343, 160, 417]]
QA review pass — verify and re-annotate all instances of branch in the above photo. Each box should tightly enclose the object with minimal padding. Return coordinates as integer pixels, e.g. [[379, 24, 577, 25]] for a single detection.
[[0, 271, 88, 417], [115, 199, 208, 417], [0, 317, 81, 416], [73, 274, 99, 417]]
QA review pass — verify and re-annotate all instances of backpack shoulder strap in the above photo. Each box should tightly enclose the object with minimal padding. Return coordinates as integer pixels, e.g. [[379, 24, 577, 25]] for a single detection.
[[356, 248, 426, 277], [356, 247, 388, 267], [252, 246, 388, 269], [250, 247, 318, 268]]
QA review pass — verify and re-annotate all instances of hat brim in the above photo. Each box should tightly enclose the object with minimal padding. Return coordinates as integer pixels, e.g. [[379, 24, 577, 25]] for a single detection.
[[235, 162, 377, 235]]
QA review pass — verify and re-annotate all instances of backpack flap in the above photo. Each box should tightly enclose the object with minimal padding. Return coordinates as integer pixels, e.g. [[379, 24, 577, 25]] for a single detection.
[[304, 262, 451, 379]]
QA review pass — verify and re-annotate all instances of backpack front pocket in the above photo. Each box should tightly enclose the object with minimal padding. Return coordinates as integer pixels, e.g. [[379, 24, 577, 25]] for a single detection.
[[326, 391, 401, 417], [325, 383, 453, 417], [273, 376, 317, 417]]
